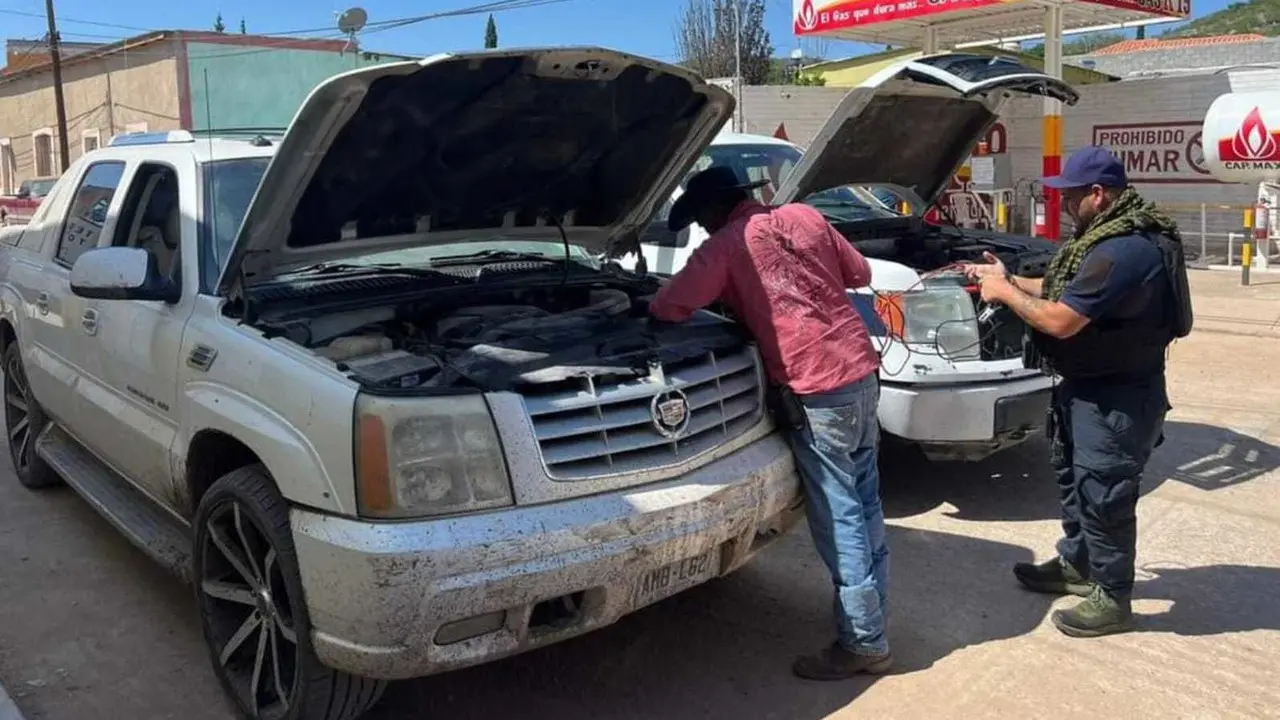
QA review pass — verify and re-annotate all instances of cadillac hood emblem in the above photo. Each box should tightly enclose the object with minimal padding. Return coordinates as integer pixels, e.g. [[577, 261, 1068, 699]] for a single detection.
[[651, 388, 691, 438]]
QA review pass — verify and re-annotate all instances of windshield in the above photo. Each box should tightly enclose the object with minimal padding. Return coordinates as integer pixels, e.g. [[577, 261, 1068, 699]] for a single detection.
[[651, 142, 901, 227], [200, 157, 598, 291], [28, 179, 56, 197], [202, 157, 271, 291]]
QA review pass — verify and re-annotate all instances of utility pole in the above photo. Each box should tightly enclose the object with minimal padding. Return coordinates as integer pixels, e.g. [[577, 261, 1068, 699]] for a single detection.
[[733, 0, 742, 132], [45, 0, 70, 173]]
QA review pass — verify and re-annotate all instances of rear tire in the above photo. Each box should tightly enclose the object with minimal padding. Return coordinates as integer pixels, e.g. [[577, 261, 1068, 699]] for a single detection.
[[194, 465, 387, 720], [3, 343, 58, 489]]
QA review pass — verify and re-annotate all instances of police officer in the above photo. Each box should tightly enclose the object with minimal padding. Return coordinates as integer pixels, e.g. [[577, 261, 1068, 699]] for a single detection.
[[964, 146, 1192, 637]]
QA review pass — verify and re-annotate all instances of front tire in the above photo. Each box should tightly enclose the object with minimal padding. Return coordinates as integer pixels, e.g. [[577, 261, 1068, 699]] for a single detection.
[[3, 343, 58, 489], [194, 465, 386, 720]]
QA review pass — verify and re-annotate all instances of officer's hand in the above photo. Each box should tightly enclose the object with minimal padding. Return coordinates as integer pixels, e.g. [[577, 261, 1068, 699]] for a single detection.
[[962, 251, 1007, 281]]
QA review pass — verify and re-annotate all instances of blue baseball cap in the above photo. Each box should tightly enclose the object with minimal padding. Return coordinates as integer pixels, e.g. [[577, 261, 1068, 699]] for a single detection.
[[1043, 145, 1128, 189]]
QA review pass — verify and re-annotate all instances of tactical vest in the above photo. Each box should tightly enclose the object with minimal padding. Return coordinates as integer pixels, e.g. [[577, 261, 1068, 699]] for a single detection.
[[1027, 230, 1193, 382]]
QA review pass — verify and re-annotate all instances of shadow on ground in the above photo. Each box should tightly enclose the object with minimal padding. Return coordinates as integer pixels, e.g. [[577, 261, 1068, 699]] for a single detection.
[[880, 421, 1280, 523], [1136, 563, 1280, 636], [369, 526, 1050, 720]]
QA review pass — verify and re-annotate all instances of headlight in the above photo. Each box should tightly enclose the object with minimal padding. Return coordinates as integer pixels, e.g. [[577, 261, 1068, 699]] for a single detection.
[[354, 393, 513, 519], [875, 286, 981, 362]]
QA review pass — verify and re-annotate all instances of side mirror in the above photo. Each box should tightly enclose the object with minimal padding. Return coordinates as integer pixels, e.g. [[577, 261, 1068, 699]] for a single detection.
[[15, 188, 29, 199], [70, 247, 178, 302]]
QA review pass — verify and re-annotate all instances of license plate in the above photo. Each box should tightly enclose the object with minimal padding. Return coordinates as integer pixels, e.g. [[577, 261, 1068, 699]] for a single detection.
[[633, 548, 720, 609], [994, 389, 1052, 434]]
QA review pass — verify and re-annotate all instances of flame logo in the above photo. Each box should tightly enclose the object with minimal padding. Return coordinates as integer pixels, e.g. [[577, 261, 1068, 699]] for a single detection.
[[1230, 107, 1279, 161], [797, 0, 819, 31]]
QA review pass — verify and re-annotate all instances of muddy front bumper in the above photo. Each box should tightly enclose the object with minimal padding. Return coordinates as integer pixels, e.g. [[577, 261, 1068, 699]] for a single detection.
[[289, 433, 803, 680]]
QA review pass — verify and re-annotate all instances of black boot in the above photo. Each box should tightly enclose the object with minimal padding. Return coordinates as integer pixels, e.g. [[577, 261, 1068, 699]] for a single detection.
[[792, 642, 893, 681], [1013, 556, 1094, 597]]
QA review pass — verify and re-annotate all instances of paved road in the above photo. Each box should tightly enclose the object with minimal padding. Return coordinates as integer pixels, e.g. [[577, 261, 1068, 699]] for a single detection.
[[3, 272, 1279, 720]]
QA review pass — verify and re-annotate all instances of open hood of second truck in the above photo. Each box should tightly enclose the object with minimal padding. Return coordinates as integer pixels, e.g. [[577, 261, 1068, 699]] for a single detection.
[[772, 53, 1079, 210]]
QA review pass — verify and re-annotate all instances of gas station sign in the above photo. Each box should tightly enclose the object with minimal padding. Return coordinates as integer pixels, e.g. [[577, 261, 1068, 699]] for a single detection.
[[1092, 121, 1216, 184], [794, 0, 1187, 34], [794, 0, 1009, 33]]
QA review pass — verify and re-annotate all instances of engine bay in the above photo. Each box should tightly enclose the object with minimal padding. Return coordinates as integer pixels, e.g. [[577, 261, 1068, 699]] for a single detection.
[[262, 281, 749, 392], [826, 216, 1057, 274]]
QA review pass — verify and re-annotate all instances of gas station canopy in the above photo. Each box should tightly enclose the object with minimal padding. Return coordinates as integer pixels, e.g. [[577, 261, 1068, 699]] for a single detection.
[[792, 0, 1190, 49]]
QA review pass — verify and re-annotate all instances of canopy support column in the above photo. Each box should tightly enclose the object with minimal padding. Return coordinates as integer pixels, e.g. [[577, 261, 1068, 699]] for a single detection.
[[923, 26, 939, 53], [1042, 2, 1064, 240]]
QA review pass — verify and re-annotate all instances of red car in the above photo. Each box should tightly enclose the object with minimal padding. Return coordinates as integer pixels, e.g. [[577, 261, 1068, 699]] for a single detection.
[[0, 176, 59, 225]]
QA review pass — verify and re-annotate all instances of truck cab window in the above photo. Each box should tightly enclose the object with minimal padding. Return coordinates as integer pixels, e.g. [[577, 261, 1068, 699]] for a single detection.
[[55, 161, 125, 267], [112, 163, 182, 284]]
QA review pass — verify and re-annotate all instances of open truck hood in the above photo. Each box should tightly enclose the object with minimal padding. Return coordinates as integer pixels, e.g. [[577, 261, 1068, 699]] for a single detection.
[[772, 53, 1080, 209], [216, 47, 733, 295]]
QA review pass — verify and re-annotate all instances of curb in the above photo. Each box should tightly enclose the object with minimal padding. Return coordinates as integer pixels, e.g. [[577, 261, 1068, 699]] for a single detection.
[[0, 679, 25, 720]]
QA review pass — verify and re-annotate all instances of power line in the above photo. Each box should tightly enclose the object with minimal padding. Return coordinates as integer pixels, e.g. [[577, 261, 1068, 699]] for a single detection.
[[3, 0, 573, 66], [0, 6, 151, 33], [255, 0, 569, 37]]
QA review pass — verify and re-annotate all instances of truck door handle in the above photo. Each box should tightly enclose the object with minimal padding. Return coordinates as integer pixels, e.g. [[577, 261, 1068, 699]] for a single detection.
[[35, 291, 49, 314], [81, 308, 99, 335]]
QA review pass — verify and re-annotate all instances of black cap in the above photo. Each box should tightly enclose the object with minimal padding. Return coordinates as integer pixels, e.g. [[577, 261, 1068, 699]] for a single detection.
[[667, 165, 769, 232]]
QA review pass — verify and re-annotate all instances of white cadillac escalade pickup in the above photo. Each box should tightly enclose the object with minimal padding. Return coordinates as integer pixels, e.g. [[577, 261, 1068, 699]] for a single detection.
[[624, 53, 1079, 462], [0, 48, 807, 720]]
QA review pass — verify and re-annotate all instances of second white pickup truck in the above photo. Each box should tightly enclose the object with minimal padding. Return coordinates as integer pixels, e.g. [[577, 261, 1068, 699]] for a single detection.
[[624, 53, 1080, 462]]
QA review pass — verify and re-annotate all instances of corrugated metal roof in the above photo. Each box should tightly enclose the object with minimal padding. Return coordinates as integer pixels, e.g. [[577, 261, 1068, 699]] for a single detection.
[[1092, 34, 1269, 55]]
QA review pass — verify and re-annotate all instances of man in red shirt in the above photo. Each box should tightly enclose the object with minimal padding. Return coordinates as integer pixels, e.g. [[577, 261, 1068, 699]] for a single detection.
[[648, 166, 889, 680]]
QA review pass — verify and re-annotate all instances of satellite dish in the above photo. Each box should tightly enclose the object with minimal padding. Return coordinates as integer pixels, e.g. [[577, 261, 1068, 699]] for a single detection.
[[337, 7, 368, 34]]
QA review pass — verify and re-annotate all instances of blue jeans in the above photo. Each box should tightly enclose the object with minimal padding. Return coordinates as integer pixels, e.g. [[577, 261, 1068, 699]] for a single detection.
[[785, 374, 890, 655]]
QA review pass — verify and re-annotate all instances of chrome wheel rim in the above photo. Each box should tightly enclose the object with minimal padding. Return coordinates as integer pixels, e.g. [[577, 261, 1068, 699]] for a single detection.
[[200, 501, 298, 718], [5, 355, 33, 474]]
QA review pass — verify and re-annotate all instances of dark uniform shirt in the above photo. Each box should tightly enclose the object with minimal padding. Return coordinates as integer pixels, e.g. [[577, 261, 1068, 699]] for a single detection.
[[1059, 233, 1170, 331]]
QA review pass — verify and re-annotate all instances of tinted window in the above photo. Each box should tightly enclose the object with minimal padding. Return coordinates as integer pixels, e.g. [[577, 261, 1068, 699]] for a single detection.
[[56, 161, 125, 267], [201, 157, 269, 291]]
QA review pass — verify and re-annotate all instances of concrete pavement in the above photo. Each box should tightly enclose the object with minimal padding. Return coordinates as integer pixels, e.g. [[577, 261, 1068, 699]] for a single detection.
[[1, 268, 1278, 719]]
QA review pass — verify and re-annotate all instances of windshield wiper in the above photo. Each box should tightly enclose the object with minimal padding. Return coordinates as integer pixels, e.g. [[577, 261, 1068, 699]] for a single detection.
[[428, 249, 565, 267], [281, 262, 449, 278]]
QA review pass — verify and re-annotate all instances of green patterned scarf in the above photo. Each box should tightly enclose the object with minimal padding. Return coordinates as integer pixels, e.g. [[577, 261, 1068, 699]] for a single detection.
[[1041, 186, 1183, 302]]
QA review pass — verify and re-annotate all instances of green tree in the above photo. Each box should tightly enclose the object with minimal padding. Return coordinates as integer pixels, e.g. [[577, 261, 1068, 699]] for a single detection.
[[674, 0, 774, 85], [484, 14, 498, 48], [214, 12, 226, 33], [794, 70, 826, 86], [240, 18, 247, 34]]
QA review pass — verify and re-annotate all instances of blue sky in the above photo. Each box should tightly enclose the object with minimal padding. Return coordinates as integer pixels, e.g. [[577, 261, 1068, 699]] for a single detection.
[[0, 0, 1243, 65]]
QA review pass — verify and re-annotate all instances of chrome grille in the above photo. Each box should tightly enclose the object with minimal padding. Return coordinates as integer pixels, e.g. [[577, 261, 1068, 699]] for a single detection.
[[522, 347, 765, 480]]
